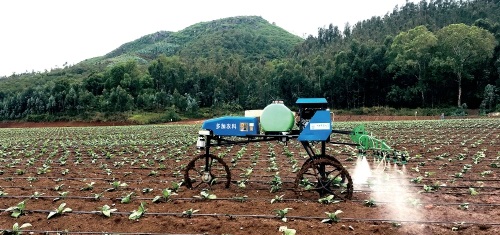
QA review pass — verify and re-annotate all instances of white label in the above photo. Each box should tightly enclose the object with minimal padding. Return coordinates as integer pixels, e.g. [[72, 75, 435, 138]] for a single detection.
[[310, 123, 331, 130]]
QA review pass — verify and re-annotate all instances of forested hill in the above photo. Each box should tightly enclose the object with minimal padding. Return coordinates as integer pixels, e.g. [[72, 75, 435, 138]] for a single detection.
[[0, 0, 499, 123], [87, 16, 302, 67]]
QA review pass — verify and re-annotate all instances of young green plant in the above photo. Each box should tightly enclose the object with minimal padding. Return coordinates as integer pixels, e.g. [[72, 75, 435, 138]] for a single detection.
[[5, 200, 27, 218], [129, 202, 147, 220], [322, 210, 343, 224], [47, 203, 72, 219]]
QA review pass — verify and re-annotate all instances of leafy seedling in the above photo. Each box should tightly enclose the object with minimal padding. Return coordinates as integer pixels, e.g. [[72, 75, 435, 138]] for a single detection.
[[121, 192, 134, 204], [61, 169, 69, 175], [458, 202, 469, 210], [98, 204, 117, 218], [53, 191, 69, 202], [53, 184, 64, 191], [237, 179, 247, 189], [269, 172, 282, 193], [274, 208, 292, 222], [182, 208, 199, 218], [410, 176, 423, 183], [279, 226, 296, 235], [364, 198, 377, 207], [30, 191, 44, 199], [468, 187, 479, 196], [299, 178, 314, 190], [193, 190, 216, 200], [93, 193, 103, 201], [129, 202, 147, 220], [152, 188, 177, 203], [318, 195, 340, 204], [271, 194, 285, 204], [5, 200, 27, 218], [452, 222, 465, 231], [480, 170, 493, 177], [1, 222, 32, 235], [322, 210, 343, 224], [107, 181, 128, 191], [80, 182, 95, 191], [171, 181, 182, 193], [47, 202, 72, 219]]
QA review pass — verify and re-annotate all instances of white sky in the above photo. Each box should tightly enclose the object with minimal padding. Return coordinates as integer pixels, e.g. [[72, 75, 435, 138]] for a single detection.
[[0, 0, 417, 77]]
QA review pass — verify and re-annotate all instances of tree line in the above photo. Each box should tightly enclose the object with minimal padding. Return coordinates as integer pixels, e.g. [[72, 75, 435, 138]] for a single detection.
[[0, 0, 499, 121]]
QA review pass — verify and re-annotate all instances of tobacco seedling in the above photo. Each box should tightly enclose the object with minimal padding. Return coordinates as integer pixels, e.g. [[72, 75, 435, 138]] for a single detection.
[[80, 182, 95, 191], [237, 179, 247, 189], [279, 226, 296, 235], [30, 191, 44, 199], [364, 198, 377, 207], [53, 191, 69, 202], [322, 210, 343, 224], [93, 193, 103, 201], [240, 167, 253, 178], [107, 181, 128, 191], [98, 204, 117, 218], [129, 202, 147, 220], [152, 188, 177, 203], [468, 187, 479, 196], [61, 169, 69, 175], [480, 170, 493, 177], [452, 222, 465, 231], [1, 223, 32, 235], [0, 189, 8, 197], [318, 195, 340, 204], [269, 172, 283, 193], [182, 208, 199, 218], [458, 202, 469, 210], [410, 176, 423, 183], [47, 202, 72, 219], [5, 200, 27, 218], [271, 194, 285, 204], [53, 184, 64, 191], [121, 192, 134, 204], [193, 190, 217, 200], [171, 181, 182, 193], [274, 208, 292, 222]]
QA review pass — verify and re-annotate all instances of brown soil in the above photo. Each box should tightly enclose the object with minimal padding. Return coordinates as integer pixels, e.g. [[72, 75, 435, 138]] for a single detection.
[[0, 118, 498, 234]]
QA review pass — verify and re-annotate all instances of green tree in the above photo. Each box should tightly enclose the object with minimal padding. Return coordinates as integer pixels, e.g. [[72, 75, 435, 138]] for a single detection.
[[388, 25, 437, 105], [435, 23, 497, 107], [480, 84, 498, 113]]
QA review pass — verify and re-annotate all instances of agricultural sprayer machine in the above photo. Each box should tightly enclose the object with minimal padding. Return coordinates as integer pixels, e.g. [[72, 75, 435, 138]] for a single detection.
[[184, 98, 408, 200]]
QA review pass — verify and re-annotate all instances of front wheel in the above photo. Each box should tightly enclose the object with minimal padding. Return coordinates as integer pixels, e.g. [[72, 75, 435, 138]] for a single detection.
[[294, 156, 353, 200], [184, 154, 231, 189]]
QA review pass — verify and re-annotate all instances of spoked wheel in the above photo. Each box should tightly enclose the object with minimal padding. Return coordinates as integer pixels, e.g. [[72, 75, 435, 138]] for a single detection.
[[294, 156, 353, 200], [184, 154, 231, 189]]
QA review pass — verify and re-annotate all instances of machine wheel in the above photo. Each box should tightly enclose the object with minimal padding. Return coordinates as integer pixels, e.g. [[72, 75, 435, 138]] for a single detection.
[[294, 156, 353, 200], [184, 154, 231, 189]]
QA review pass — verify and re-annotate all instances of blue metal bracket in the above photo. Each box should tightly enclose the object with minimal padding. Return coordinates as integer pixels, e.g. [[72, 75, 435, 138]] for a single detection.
[[298, 110, 332, 141]]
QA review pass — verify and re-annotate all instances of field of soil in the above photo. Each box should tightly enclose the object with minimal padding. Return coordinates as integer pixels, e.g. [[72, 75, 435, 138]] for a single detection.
[[0, 117, 499, 234]]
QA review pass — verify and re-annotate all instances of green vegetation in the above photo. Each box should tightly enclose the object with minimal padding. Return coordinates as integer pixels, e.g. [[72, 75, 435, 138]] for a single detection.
[[1, 1, 500, 123]]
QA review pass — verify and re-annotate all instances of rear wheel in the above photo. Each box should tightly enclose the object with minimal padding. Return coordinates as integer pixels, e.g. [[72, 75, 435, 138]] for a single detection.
[[294, 156, 353, 200], [184, 154, 231, 189]]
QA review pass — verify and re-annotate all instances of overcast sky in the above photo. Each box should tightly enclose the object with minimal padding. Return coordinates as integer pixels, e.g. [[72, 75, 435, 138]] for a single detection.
[[0, 0, 417, 77]]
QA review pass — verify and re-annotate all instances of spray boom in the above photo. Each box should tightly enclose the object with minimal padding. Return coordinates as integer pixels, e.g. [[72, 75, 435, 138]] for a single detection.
[[348, 125, 407, 164]]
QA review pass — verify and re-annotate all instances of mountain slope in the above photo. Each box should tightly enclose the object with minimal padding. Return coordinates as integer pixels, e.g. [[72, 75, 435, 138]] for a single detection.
[[91, 16, 303, 66]]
